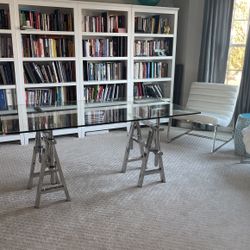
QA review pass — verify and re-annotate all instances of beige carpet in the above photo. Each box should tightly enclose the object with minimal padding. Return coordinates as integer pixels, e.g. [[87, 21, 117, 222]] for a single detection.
[[0, 127, 250, 250]]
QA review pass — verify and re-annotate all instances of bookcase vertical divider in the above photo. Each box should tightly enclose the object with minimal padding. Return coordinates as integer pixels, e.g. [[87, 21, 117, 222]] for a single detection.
[[74, 3, 85, 138], [13, 0, 29, 144]]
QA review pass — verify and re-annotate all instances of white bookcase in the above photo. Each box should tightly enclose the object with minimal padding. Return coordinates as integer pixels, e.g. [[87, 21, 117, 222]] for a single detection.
[[0, 0, 22, 143], [132, 6, 178, 106], [0, 0, 178, 144]]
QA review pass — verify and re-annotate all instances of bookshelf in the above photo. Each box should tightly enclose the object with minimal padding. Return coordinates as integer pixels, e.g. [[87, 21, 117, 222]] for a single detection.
[[77, 2, 132, 135], [14, 0, 80, 143], [132, 6, 177, 105], [0, 0, 178, 144], [0, 0, 21, 142], [80, 2, 131, 109]]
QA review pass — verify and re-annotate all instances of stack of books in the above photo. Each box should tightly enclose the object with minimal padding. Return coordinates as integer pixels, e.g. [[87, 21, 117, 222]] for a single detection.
[[84, 84, 125, 103], [0, 89, 17, 110], [135, 15, 171, 34], [25, 87, 76, 106], [82, 12, 126, 33], [22, 35, 75, 57], [83, 37, 127, 57], [134, 82, 163, 100], [20, 9, 74, 31], [134, 62, 168, 79], [0, 35, 13, 57], [0, 63, 15, 85], [83, 62, 126, 81], [24, 61, 75, 83], [134, 38, 172, 57], [0, 9, 10, 29]]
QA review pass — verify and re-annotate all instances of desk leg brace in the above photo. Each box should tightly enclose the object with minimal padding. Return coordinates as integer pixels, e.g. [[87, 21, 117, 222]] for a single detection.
[[27, 131, 70, 208], [27, 131, 42, 189], [138, 126, 166, 187], [121, 121, 144, 173], [122, 122, 166, 187]]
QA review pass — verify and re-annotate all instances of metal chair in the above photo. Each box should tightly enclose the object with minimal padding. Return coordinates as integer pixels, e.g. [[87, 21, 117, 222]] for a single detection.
[[167, 82, 239, 152]]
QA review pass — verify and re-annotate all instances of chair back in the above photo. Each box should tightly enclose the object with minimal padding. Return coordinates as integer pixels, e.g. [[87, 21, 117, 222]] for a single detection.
[[186, 82, 239, 126]]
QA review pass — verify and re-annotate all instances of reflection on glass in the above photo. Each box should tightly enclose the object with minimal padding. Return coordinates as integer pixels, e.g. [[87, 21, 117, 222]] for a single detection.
[[28, 109, 78, 131], [85, 108, 127, 125]]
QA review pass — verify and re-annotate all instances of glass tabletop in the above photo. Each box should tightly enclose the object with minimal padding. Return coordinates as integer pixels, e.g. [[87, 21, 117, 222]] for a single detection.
[[0, 101, 200, 135]]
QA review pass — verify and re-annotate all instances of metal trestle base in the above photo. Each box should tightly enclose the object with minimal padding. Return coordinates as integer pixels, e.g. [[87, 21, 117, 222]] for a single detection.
[[122, 121, 166, 187], [27, 130, 71, 208]]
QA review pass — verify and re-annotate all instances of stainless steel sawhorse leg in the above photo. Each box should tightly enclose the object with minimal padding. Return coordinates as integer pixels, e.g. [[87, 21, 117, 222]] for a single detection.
[[122, 120, 166, 187], [27, 130, 71, 208]]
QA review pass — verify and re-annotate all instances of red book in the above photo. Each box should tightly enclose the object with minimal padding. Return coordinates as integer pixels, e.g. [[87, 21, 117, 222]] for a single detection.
[[29, 11, 34, 27]]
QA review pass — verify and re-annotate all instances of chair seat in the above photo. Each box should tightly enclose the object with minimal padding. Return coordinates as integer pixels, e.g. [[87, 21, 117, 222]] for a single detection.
[[173, 112, 230, 127]]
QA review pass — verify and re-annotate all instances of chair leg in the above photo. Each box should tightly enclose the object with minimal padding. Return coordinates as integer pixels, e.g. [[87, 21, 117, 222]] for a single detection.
[[167, 119, 193, 143], [212, 125, 218, 153], [167, 118, 172, 143]]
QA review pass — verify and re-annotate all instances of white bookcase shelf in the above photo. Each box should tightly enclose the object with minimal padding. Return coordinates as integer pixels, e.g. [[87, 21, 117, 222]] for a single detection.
[[24, 82, 77, 88], [83, 80, 128, 85], [82, 32, 128, 37], [0, 58, 14, 62], [0, 85, 16, 89], [22, 57, 76, 61], [134, 34, 175, 38], [134, 56, 173, 61], [0, 0, 21, 142], [133, 78, 172, 83], [0, 29, 12, 34], [82, 57, 128, 61], [0, 0, 178, 144], [20, 30, 75, 35]]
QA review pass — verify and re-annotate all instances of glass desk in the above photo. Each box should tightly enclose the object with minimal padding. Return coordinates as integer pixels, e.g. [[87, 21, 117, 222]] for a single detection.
[[0, 102, 200, 208]]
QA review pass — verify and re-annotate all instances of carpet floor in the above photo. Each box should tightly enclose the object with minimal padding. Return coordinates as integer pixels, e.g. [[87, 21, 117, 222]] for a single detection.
[[0, 127, 250, 250]]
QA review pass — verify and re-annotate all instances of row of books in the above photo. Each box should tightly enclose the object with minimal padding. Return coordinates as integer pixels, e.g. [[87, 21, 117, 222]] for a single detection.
[[20, 9, 74, 31], [134, 62, 168, 79], [82, 13, 126, 33], [84, 84, 126, 103], [24, 61, 75, 84], [28, 112, 77, 131], [0, 9, 10, 29], [134, 82, 163, 100], [0, 89, 17, 110], [135, 16, 171, 34], [0, 35, 12, 58], [83, 62, 126, 81], [25, 87, 76, 106], [0, 63, 15, 85], [134, 39, 172, 57], [83, 37, 127, 57], [85, 108, 126, 125], [0, 119, 19, 135], [22, 35, 75, 57]]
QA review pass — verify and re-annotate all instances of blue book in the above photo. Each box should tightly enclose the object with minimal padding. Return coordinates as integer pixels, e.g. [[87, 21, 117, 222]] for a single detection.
[[0, 89, 7, 110]]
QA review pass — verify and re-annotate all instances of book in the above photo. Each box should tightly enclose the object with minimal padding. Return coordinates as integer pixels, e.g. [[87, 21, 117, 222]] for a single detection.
[[0, 9, 10, 29], [0, 89, 7, 110]]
